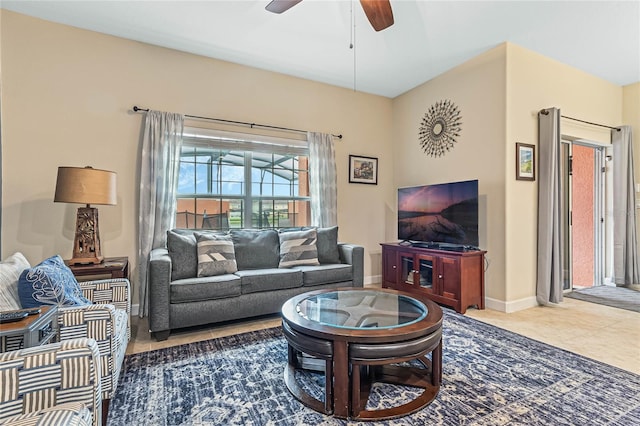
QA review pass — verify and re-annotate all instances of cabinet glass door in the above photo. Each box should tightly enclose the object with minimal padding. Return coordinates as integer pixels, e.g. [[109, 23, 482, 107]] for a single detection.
[[400, 254, 415, 285], [418, 257, 434, 290]]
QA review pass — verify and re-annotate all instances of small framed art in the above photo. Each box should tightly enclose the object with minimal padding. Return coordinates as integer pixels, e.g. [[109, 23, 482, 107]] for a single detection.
[[349, 155, 378, 185], [516, 143, 535, 181]]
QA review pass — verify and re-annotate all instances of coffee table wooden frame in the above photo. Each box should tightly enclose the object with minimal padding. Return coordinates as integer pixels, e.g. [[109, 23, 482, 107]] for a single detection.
[[281, 287, 443, 420]]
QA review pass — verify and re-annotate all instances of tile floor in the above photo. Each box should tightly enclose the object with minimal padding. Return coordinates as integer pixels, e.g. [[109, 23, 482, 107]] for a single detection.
[[127, 294, 639, 375]]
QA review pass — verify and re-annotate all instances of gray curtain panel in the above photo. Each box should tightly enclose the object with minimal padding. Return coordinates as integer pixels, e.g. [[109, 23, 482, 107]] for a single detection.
[[308, 132, 337, 227], [536, 108, 563, 305], [612, 126, 640, 286], [137, 110, 184, 317]]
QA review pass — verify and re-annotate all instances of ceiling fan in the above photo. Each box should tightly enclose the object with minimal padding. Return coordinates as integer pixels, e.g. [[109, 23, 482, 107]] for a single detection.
[[265, 0, 394, 32]]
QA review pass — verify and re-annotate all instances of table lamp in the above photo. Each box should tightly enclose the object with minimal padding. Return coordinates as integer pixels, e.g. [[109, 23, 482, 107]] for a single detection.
[[54, 166, 117, 265]]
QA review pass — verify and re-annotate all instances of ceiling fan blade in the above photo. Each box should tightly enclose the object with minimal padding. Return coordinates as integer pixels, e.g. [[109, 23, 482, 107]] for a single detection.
[[360, 0, 394, 32], [265, 0, 303, 14]]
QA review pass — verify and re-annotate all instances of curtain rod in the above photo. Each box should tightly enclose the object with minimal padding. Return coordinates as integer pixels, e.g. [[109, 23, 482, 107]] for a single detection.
[[540, 109, 621, 131], [132, 106, 342, 139]]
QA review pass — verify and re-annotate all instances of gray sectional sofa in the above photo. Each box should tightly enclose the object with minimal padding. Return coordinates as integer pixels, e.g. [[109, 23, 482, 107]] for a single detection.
[[148, 227, 364, 341]]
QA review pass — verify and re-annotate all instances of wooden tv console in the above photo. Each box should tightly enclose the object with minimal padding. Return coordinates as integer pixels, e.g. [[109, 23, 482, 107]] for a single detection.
[[381, 243, 486, 314]]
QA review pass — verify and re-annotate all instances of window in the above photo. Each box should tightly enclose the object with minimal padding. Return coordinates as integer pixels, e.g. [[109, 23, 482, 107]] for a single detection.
[[176, 128, 311, 230]]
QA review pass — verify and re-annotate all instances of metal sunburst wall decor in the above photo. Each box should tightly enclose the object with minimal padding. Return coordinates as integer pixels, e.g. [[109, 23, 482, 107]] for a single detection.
[[418, 100, 462, 157]]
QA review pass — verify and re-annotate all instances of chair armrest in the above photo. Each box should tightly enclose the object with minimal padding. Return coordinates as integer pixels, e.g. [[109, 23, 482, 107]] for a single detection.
[[149, 248, 172, 333], [0, 338, 102, 426], [78, 278, 131, 315], [338, 243, 364, 288], [58, 303, 129, 399], [58, 303, 120, 340]]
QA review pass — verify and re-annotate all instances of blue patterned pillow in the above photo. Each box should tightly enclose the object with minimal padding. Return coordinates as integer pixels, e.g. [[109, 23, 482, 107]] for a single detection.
[[18, 255, 92, 308]]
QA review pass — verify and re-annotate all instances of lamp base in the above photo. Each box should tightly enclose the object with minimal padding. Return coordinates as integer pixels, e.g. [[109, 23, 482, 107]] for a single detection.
[[69, 206, 104, 265]]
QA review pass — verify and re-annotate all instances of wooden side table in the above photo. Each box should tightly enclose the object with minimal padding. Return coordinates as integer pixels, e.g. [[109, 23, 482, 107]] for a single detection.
[[65, 256, 129, 281], [0, 306, 58, 352]]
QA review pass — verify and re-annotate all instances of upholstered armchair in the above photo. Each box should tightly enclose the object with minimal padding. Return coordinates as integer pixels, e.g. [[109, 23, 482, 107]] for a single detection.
[[57, 278, 131, 424], [0, 338, 102, 426]]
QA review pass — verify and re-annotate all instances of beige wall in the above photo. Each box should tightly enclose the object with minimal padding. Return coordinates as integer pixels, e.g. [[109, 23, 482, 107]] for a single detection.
[[0, 11, 393, 304], [392, 45, 508, 302], [505, 43, 623, 309]]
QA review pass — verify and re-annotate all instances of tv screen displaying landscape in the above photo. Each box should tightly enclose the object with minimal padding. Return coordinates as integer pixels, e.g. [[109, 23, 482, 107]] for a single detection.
[[398, 179, 479, 246]]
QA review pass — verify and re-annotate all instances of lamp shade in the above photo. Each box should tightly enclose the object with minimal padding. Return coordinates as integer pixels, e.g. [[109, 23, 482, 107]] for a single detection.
[[54, 166, 117, 206]]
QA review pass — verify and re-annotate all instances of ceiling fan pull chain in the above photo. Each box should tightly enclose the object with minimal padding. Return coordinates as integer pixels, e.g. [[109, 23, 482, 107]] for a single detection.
[[351, 0, 357, 92]]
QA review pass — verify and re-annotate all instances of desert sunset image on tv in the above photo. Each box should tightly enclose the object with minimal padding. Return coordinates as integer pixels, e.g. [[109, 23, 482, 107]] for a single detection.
[[398, 180, 478, 246]]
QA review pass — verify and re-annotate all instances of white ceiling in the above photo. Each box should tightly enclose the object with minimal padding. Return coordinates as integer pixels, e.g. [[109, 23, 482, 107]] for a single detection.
[[2, 0, 639, 98]]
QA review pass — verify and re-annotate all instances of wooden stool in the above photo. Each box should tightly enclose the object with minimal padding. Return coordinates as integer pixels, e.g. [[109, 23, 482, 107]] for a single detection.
[[349, 328, 442, 420], [282, 320, 334, 414]]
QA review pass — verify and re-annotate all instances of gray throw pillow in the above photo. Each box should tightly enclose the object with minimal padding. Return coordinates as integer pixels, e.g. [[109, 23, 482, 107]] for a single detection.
[[278, 229, 320, 268], [315, 226, 340, 264], [231, 229, 280, 270], [195, 233, 238, 277], [166, 230, 197, 280]]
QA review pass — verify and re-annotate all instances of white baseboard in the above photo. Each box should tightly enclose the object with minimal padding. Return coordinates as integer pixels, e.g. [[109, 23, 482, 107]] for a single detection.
[[365, 275, 382, 287], [484, 296, 538, 313]]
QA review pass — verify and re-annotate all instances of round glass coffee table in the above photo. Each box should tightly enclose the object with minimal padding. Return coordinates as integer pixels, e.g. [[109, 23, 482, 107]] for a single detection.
[[281, 287, 443, 420]]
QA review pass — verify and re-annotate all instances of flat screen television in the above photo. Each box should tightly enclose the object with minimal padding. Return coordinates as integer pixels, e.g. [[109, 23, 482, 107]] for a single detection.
[[398, 179, 479, 247]]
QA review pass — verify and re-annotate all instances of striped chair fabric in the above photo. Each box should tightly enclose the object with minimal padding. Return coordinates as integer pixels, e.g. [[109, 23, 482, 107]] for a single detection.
[[0, 338, 101, 426], [57, 279, 130, 404]]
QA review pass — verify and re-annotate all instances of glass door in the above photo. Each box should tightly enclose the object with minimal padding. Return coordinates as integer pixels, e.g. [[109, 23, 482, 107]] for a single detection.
[[561, 139, 608, 291], [417, 255, 434, 291], [561, 141, 571, 290], [400, 254, 415, 286]]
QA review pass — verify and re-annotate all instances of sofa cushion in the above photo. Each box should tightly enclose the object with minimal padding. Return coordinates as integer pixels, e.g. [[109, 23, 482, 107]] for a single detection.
[[170, 275, 241, 303], [295, 264, 353, 287], [234, 268, 303, 294], [167, 230, 197, 280], [231, 229, 280, 270], [0, 252, 31, 311], [18, 255, 92, 308], [278, 229, 320, 268], [195, 233, 237, 277]]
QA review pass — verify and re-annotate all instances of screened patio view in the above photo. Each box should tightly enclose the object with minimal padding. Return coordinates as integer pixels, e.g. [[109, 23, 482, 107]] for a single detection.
[[175, 145, 311, 230]]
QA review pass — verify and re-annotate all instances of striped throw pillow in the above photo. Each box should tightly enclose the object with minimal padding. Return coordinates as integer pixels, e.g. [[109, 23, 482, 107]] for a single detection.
[[0, 252, 31, 310], [196, 233, 238, 277], [278, 229, 320, 268]]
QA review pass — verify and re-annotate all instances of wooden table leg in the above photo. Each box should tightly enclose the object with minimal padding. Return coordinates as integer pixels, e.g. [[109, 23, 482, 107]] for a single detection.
[[333, 340, 349, 418], [432, 339, 442, 386], [288, 343, 297, 367], [351, 363, 361, 416]]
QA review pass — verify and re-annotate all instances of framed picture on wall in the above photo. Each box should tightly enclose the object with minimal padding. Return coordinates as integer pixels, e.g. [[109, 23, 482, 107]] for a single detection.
[[516, 143, 535, 181], [349, 155, 378, 185]]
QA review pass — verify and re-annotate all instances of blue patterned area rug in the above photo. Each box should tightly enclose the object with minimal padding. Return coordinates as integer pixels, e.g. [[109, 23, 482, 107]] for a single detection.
[[109, 311, 640, 425]]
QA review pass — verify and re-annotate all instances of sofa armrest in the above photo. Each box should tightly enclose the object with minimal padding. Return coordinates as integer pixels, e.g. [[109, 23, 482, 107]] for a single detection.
[[149, 248, 172, 333], [338, 243, 364, 288], [0, 338, 102, 426]]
